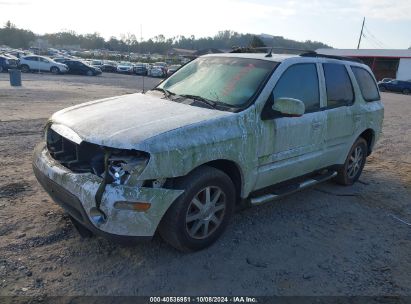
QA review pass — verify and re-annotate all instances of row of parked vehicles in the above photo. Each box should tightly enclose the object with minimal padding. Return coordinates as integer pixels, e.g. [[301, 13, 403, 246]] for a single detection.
[[83, 59, 181, 77], [0, 53, 182, 77]]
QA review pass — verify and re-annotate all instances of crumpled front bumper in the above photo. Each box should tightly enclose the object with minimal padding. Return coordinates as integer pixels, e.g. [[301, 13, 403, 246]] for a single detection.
[[32, 143, 184, 238]]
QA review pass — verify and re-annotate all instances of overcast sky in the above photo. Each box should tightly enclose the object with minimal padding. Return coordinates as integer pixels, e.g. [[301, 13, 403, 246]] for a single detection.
[[1, 0, 410, 49]]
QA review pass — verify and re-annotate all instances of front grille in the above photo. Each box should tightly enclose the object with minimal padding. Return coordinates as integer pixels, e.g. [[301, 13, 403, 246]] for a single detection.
[[46, 127, 105, 176]]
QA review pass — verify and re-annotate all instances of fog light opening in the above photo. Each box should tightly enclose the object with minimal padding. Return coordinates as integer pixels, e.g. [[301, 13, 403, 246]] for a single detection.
[[89, 207, 107, 225]]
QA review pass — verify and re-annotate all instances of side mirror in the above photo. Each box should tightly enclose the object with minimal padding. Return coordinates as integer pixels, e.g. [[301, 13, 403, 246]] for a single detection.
[[272, 97, 305, 117]]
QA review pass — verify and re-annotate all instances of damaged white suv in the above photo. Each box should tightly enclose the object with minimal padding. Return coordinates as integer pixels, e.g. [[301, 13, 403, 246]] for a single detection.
[[33, 52, 384, 251]]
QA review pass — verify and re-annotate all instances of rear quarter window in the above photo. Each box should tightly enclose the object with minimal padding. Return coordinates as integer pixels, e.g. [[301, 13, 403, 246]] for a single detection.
[[351, 66, 380, 101]]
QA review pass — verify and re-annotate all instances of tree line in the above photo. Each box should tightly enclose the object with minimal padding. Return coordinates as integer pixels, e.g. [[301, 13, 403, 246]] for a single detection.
[[0, 21, 331, 54]]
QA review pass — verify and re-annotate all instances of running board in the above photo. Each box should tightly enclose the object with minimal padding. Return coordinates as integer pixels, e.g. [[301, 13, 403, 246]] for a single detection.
[[250, 171, 337, 206]]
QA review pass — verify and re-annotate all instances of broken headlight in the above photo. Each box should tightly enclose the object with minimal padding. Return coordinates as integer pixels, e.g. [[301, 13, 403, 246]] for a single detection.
[[107, 151, 149, 185]]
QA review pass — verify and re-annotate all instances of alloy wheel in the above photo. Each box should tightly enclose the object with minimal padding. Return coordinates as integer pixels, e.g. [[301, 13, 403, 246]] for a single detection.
[[185, 186, 226, 240], [347, 146, 363, 179]]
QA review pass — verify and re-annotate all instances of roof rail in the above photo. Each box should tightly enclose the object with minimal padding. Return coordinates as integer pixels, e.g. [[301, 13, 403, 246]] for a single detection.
[[230, 46, 316, 56], [300, 52, 363, 63]]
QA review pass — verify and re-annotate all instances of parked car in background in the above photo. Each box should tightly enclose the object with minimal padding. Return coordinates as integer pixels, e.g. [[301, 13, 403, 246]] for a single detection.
[[116, 62, 134, 74], [19, 55, 68, 74], [63, 60, 102, 76], [153, 61, 167, 75], [53, 57, 71, 63], [378, 78, 394, 84], [133, 63, 148, 75], [167, 64, 182, 76], [0, 54, 19, 72], [101, 61, 117, 73], [378, 79, 411, 94], [90, 60, 104, 70], [148, 65, 165, 77]]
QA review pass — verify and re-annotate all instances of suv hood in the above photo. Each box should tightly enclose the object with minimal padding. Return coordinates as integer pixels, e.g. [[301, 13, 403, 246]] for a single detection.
[[50, 93, 231, 149]]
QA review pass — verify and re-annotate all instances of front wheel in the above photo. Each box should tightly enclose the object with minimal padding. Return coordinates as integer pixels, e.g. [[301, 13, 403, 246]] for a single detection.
[[403, 89, 410, 95], [86, 70, 93, 76], [50, 66, 60, 74], [159, 166, 235, 252], [335, 137, 368, 185]]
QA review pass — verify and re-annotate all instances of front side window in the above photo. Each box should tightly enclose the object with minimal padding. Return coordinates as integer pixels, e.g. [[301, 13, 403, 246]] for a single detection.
[[323, 63, 354, 108], [158, 57, 277, 108], [351, 66, 380, 101], [273, 63, 320, 113]]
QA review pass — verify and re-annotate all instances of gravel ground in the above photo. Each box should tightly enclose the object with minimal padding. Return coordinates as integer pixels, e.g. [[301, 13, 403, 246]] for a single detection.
[[0, 72, 410, 297]]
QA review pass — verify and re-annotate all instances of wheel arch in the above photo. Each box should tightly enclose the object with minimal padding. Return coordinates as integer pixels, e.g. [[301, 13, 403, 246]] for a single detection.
[[203, 159, 243, 201], [359, 128, 375, 156], [167, 159, 243, 204]]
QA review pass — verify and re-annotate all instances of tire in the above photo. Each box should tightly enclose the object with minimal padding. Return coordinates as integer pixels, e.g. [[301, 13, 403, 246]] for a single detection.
[[335, 137, 368, 185], [20, 65, 30, 73], [403, 89, 410, 95], [50, 66, 60, 74], [86, 70, 93, 76], [159, 166, 235, 252]]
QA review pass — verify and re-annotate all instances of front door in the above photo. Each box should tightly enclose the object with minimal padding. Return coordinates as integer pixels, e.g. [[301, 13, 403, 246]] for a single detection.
[[255, 63, 326, 190]]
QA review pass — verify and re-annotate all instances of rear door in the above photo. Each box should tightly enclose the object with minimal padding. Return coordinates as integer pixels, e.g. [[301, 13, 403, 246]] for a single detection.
[[321, 62, 356, 163]]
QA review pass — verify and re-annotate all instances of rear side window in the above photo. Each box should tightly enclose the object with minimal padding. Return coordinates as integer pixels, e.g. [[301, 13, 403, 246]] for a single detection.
[[323, 63, 354, 108], [273, 63, 320, 112], [351, 66, 380, 101]]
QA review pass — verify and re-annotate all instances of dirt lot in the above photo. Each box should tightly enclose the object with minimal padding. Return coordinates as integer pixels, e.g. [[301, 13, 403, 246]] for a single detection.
[[0, 72, 410, 297]]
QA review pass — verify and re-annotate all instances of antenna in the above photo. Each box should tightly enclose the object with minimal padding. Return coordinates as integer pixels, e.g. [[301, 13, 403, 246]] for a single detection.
[[357, 17, 365, 49], [140, 24, 145, 94]]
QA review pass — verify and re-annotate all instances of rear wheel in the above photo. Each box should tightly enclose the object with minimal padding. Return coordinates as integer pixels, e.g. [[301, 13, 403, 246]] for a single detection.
[[403, 88, 410, 95], [335, 137, 368, 185], [20, 65, 30, 73], [86, 70, 93, 76], [50, 66, 60, 74], [159, 166, 235, 252]]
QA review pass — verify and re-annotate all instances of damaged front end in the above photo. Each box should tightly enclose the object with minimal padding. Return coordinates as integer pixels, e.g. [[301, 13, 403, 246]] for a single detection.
[[33, 124, 183, 238]]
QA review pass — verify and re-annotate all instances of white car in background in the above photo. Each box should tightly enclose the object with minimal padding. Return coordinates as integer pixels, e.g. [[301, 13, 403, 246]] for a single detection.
[[116, 62, 134, 74], [19, 55, 68, 74], [148, 65, 165, 77]]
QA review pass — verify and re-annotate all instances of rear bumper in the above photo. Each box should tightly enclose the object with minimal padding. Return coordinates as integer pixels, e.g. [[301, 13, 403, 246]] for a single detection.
[[32, 143, 184, 238]]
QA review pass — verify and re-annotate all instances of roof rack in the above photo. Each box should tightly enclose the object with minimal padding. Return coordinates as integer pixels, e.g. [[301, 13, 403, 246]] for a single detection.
[[300, 52, 363, 63], [230, 46, 315, 56]]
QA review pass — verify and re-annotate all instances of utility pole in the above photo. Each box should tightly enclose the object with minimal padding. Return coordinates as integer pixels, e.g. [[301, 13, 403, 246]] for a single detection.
[[357, 17, 365, 49]]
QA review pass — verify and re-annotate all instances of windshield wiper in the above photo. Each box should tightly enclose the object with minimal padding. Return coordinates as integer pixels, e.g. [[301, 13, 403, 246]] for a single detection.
[[152, 87, 174, 99], [179, 94, 217, 109]]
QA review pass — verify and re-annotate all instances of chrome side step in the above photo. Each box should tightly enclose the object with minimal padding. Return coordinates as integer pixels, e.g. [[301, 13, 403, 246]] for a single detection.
[[250, 171, 337, 206]]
